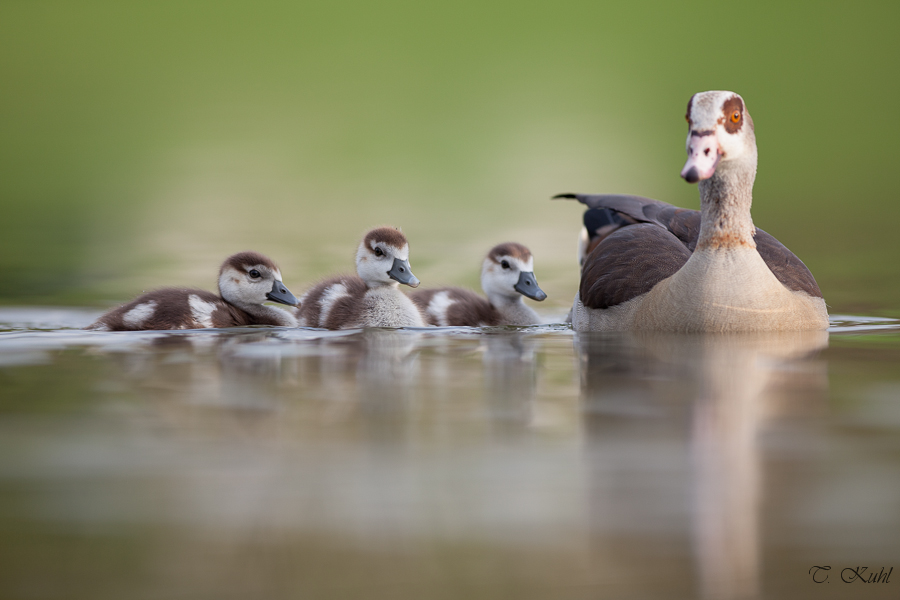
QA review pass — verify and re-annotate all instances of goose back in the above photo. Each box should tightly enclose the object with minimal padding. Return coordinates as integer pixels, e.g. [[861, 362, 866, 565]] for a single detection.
[[560, 193, 823, 311]]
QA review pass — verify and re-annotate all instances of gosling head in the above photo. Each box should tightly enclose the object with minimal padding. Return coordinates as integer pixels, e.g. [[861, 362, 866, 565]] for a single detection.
[[356, 227, 420, 288], [681, 90, 757, 184], [481, 243, 547, 303], [217, 251, 298, 309]]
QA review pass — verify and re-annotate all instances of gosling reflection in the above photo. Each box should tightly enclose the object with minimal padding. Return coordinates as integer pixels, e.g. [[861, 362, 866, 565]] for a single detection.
[[483, 333, 538, 427], [101, 330, 295, 413], [354, 329, 420, 410], [576, 330, 828, 600], [95, 328, 425, 427]]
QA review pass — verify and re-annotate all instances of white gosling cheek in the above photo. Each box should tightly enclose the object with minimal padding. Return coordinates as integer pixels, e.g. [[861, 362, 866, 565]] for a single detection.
[[503, 262, 523, 294], [482, 259, 518, 299], [218, 274, 239, 303], [480, 261, 497, 295], [358, 257, 388, 284], [123, 301, 157, 328], [188, 294, 218, 328]]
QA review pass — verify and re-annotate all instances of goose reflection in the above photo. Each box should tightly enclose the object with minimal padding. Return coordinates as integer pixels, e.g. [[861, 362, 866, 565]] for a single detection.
[[576, 330, 828, 599]]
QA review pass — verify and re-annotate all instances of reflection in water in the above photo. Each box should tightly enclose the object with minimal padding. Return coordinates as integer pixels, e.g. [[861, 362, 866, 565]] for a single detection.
[[483, 333, 537, 427], [576, 330, 829, 600], [3, 309, 900, 599]]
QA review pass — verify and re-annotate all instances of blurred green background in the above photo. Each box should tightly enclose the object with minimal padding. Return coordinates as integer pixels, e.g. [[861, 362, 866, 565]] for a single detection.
[[1, 0, 898, 315]]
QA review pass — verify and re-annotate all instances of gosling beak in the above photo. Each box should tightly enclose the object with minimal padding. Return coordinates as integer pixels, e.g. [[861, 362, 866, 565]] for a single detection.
[[266, 280, 299, 306], [681, 132, 721, 183], [514, 271, 547, 301], [388, 257, 420, 288]]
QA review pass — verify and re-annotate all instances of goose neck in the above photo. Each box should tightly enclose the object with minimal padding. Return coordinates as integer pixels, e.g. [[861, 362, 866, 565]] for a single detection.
[[697, 162, 757, 251]]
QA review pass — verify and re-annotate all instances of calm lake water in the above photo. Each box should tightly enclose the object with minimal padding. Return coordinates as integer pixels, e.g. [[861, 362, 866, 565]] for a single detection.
[[2, 308, 899, 599]]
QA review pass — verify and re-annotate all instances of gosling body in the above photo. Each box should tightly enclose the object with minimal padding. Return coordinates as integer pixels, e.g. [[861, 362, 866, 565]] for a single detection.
[[411, 242, 547, 327], [297, 227, 425, 329], [87, 251, 298, 331]]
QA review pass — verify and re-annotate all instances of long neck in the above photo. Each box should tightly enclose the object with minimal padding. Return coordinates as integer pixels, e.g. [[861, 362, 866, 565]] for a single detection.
[[489, 293, 540, 326], [697, 159, 757, 251], [233, 299, 298, 327]]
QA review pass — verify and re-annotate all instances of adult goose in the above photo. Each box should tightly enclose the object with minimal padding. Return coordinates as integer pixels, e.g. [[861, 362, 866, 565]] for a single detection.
[[556, 90, 828, 333], [296, 227, 425, 329], [411, 242, 547, 327], [87, 251, 299, 330]]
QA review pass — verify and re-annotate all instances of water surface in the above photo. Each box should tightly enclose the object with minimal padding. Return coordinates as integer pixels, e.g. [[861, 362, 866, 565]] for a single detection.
[[2, 309, 900, 599]]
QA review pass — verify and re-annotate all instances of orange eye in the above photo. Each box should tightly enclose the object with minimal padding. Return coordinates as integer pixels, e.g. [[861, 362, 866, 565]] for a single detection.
[[731, 111, 741, 123]]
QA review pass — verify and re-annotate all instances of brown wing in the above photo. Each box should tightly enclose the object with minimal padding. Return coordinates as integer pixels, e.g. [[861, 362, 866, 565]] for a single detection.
[[410, 287, 500, 327], [753, 230, 823, 298], [559, 192, 823, 299], [444, 288, 500, 326], [87, 288, 238, 330], [297, 275, 368, 329], [409, 289, 440, 326], [580, 224, 691, 309]]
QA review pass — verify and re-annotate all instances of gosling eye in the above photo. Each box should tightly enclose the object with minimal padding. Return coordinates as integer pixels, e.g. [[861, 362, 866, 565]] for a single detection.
[[374, 247, 384, 257], [249, 269, 261, 279], [500, 260, 510, 270]]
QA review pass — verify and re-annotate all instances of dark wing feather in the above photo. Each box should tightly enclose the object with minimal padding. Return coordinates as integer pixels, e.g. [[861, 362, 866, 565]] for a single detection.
[[753, 230, 823, 298], [559, 192, 823, 300], [580, 224, 691, 309], [554, 193, 674, 225], [652, 206, 702, 251]]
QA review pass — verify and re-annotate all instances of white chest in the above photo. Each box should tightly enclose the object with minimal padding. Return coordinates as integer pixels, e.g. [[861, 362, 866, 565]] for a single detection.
[[361, 286, 425, 328], [635, 248, 827, 331]]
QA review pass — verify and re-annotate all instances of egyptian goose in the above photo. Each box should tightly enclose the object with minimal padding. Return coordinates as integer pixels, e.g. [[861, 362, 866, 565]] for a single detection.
[[87, 251, 299, 330], [556, 90, 828, 332], [296, 227, 425, 329], [411, 242, 547, 326]]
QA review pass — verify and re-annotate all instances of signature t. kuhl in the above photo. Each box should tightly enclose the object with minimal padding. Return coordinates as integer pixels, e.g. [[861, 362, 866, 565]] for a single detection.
[[809, 566, 893, 584]]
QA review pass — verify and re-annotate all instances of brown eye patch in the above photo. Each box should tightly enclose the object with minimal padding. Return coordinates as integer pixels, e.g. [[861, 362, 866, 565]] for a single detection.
[[722, 95, 744, 134]]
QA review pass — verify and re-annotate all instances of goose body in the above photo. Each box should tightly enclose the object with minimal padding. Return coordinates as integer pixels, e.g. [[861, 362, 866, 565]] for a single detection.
[[297, 227, 425, 329], [559, 91, 828, 333], [87, 251, 299, 331], [411, 243, 547, 327]]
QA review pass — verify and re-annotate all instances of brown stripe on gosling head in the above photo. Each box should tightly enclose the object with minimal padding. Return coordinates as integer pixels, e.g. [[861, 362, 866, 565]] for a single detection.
[[220, 251, 279, 275], [363, 227, 408, 251], [487, 242, 532, 264]]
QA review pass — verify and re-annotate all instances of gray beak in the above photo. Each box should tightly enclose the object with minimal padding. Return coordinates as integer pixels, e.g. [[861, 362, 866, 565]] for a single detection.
[[266, 280, 299, 306], [388, 257, 420, 288], [514, 271, 547, 301]]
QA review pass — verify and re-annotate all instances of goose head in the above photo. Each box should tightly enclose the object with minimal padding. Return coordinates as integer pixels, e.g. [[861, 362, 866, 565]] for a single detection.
[[217, 251, 299, 308], [356, 227, 420, 288], [681, 90, 757, 184], [481, 243, 547, 302]]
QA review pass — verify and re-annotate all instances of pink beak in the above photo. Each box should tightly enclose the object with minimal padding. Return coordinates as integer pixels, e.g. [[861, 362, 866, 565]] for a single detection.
[[681, 133, 721, 183]]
